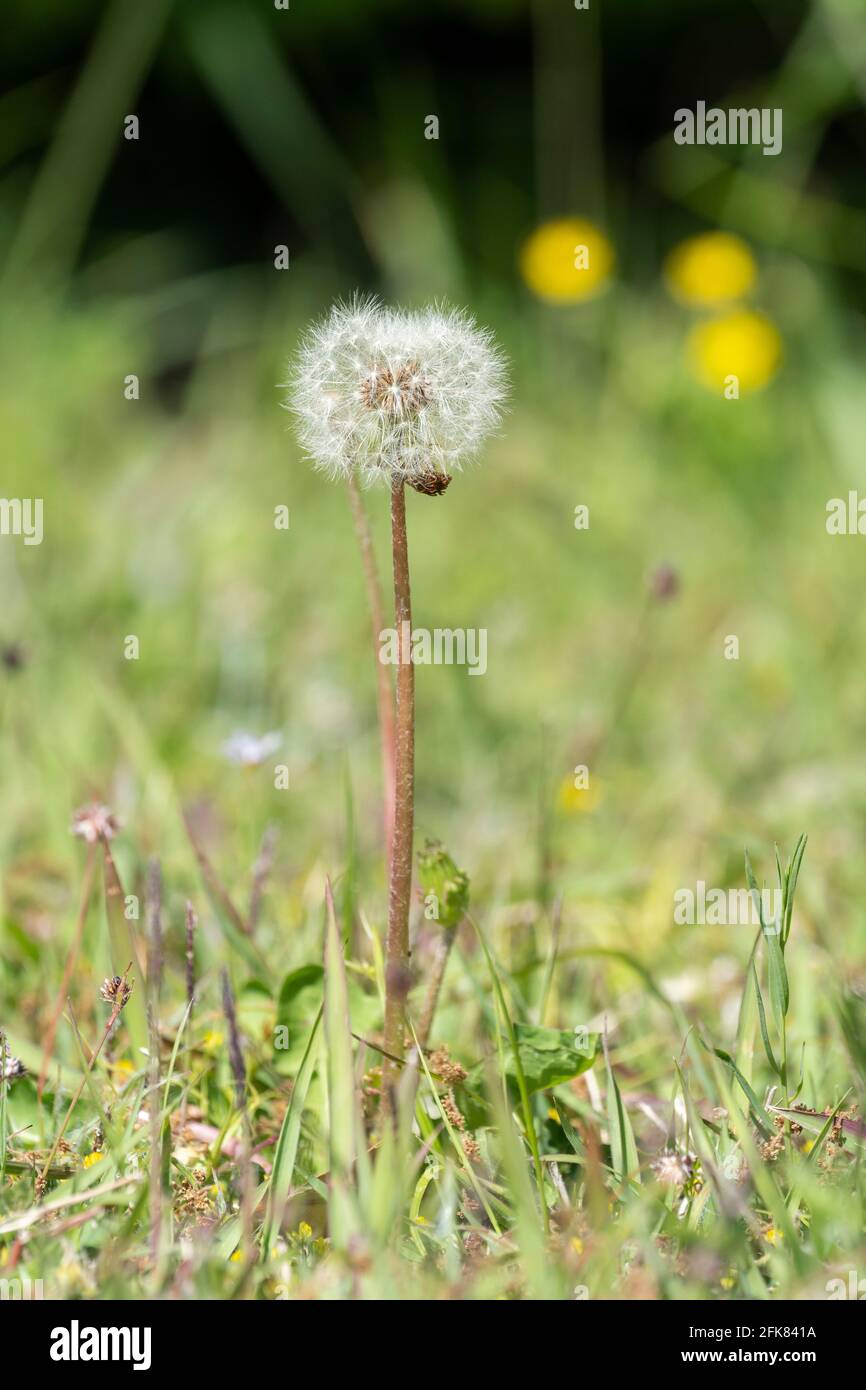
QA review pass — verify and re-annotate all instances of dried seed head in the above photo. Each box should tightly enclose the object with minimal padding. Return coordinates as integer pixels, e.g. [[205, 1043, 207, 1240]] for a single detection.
[[287, 296, 508, 487], [100, 973, 133, 1010], [408, 469, 452, 496], [71, 803, 121, 844]]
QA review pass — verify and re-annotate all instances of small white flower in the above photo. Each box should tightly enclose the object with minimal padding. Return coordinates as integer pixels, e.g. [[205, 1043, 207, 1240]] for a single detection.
[[286, 296, 508, 486], [71, 803, 121, 844], [221, 731, 283, 768]]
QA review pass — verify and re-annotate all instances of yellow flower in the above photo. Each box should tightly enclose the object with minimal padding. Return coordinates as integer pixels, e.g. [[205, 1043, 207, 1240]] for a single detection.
[[229, 1250, 243, 1263], [520, 218, 615, 303], [720, 1274, 736, 1290], [298, 1222, 312, 1240], [688, 310, 781, 394], [665, 232, 756, 306], [83, 1151, 104, 1169], [557, 774, 602, 815], [764, 1226, 783, 1245]]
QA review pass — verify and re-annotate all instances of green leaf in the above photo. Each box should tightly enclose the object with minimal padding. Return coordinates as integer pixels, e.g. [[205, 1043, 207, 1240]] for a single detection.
[[750, 959, 781, 1078], [783, 834, 807, 945], [553, 1100, 585, 1160], [700, 1037, 774, 1136], [764, 926, 789, 1029], [261, 1005, 322, 1257], [323, 879, 357, 1249], [278, 964, 324, 1027], [503, 1023, 599, 1095], [602, 1030, 640, 1189]]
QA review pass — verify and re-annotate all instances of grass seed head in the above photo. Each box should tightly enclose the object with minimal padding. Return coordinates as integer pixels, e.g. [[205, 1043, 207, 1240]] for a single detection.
[[100, 972, 133, 1010]]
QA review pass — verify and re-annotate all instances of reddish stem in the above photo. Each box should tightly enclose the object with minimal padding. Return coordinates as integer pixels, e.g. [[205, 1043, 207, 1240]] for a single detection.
[[381, 482, 415, 1105], [347, 474, 396, 870]]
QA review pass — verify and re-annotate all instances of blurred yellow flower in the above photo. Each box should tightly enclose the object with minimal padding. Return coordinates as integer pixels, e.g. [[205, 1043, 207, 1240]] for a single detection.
[[764, 1226, 783, 1245], [520, 218, 614, 303], [557, 774, 602, 815], [688, 310, 781, 394], [83, 1151, 104, 1169], [665, 232, 756, 306]]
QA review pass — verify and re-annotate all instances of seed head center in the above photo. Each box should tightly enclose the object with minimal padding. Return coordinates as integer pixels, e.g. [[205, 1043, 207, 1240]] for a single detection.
[[361, 361, 429, 415]]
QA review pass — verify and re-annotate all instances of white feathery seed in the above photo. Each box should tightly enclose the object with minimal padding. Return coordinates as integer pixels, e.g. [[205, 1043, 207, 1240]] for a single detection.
[[286, 296, 508, 486]]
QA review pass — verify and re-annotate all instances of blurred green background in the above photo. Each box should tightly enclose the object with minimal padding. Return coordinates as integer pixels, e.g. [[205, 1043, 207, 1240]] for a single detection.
[[2, 0, 866, 1047]]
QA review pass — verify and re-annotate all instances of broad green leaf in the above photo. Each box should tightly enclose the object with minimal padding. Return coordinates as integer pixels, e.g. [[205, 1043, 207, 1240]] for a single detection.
[[503, 1023, 599, 1095]]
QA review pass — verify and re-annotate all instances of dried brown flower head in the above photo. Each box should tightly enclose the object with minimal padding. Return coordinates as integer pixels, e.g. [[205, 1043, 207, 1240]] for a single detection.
[[71, 803, 121, 845], [408, 470, 452, 496], [427, 1046, 467, 1086], [100, 973, 133, 1010]]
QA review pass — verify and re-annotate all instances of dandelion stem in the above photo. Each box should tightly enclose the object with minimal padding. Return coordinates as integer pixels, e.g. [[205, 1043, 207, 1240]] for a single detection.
[[382, 482, 415, 1105], [346, 473, 396, 868]]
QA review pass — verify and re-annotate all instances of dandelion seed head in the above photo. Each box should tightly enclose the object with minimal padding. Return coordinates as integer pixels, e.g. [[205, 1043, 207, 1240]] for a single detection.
[[287, 296, 508, 486]]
